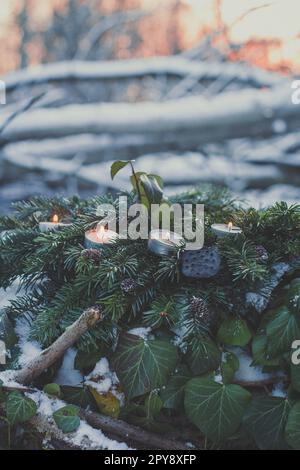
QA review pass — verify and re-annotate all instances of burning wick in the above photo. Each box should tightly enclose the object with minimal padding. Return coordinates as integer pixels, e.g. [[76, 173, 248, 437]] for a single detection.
[[53, 214, 59, 224]]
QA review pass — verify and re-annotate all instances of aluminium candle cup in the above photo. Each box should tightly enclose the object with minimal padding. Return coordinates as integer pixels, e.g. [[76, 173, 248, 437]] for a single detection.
[[84, 229, 118, 250], [211, 223, 242, 239], [148, 229, 185, 257], [39, 221, 72, 233]]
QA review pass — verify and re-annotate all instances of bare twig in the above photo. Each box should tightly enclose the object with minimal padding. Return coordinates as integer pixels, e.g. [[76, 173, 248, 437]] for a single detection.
[[0, 92, 46, 136], [15, 306, 103, 385], [76, 10, 149, 60]]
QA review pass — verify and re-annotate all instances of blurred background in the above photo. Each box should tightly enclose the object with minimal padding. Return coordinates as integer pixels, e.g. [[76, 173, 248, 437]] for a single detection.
[[0, 0, 300, 213]]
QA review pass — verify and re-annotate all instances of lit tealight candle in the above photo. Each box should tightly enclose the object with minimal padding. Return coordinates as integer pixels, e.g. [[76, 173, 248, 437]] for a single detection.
[[84, 225, 118, 250], [148, 229, 185, 256], [39, 215, 72, 233], [211, 222, 242, 239]]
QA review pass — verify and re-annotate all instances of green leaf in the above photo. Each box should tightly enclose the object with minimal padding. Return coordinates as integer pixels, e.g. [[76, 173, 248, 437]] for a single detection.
[[160, 366, 190, 410], [145, 391, 163, 419], [0, 312, 18, 349], [139, 174, 164, 205], [252, 335, 281, 367], [74, 349, 104, 373], [217, 317, 252, 347], [6, 392, 37, 425], [291, 362, 300, 393], [111, 160, 130, 180], [286, 278, 300, 313], [244, 396, 292, 450], [53, 405, 80, 434], [184, 378, 251, 443], [186, 335, 221, 376], [113, 334, 178, 399], [60, 386, 94, 409], [266, 306, 300, 357], [285, 402, 300, 450], [221, 352, 239, 384], [43, 383, 61, 398]]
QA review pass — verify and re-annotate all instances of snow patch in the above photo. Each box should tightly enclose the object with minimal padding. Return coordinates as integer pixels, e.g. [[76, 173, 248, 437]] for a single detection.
[[55, 348, 83, 386], [271, 382, 287, 398], [231, 347, 274, 382], [127, 327, 152, 340], [15, 317, 42, 367]]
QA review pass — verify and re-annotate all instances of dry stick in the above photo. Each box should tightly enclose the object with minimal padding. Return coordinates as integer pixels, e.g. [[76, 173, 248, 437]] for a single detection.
[[80, 410, 192, 451], [12, 307, 192, 450], [0, 92, 46, 136], [15, 306, 103, 386], [234, 376, 289, 389]]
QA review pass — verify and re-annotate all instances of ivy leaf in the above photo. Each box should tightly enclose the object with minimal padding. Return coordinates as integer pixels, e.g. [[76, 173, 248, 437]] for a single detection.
[[113, 334, 178, 399], [43, 383, 61, 398], [74, 349, 104, 374], [53, 405, 80, 434], [111, 161, 131, 180], [160, 366, 190, 410], [145, 391, 163, 419], [221, 352, 239, 384], [285, 402, 300, 450], [217, 317, 252, 347], [266, 306, 300, 357], [6, 392, 37, 425], [286, 278, 300, 313], [186, 335, 221, 375], [184, 378, 251, 443], [60, 386, 94, 409], [252, 335, 281, 367], [89, 388, 120, 418], [0, 312, 18, 349], [243, 396, 292, 450]]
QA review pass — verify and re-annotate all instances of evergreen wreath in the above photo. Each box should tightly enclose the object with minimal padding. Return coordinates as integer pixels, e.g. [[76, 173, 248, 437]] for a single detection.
[[1, 161, 300, 449]]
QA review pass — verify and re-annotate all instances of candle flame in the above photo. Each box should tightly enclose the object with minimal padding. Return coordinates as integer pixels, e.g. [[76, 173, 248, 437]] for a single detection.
[[228, 222, 233, 232], [53, 214, 59, 223]]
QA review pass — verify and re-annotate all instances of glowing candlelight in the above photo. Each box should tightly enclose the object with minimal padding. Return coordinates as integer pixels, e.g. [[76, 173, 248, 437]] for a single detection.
[[84, 225, 118, 250], [211, 222, 242, 238], [39, 214, 71, 233]]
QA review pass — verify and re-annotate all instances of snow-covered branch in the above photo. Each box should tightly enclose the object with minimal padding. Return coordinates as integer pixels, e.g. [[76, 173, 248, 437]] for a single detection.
[[4, 56, 284, 92], [1, 84, 298, 147]]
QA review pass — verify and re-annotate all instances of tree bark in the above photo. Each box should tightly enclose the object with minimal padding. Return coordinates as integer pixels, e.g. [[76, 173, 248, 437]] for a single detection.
[[15, 307, 103, 386]]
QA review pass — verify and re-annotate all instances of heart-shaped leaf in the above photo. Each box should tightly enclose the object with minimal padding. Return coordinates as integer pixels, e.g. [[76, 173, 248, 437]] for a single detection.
[[217, 317, 252, 347], [89, 388, 120, 418], [160, 366, 190, 410], [6, 392, 37, 425], [266, 306, 300, 357], [111, 160, 131, 180], [184, 378, 251, 443], [113, 334, 178, 399], [243, 396, 292, 450], [43, 383, 61, 398], [285, 401, 300, 450], [186, 335, 221, 375], [53, 405, 80, 434]]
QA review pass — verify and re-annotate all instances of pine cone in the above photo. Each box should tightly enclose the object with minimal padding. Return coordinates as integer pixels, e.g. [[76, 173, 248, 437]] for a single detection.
[[190, 296, 210, 322], [255, 245, 269, 262], [121, 278, 137, 294], [81, 248, 102, 264]]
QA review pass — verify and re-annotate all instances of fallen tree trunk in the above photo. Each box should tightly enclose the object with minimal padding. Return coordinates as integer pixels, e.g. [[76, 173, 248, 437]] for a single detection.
[[3, 57, 284, 92], [15, 306, 103, 385], [2, 85, 298, 145]]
